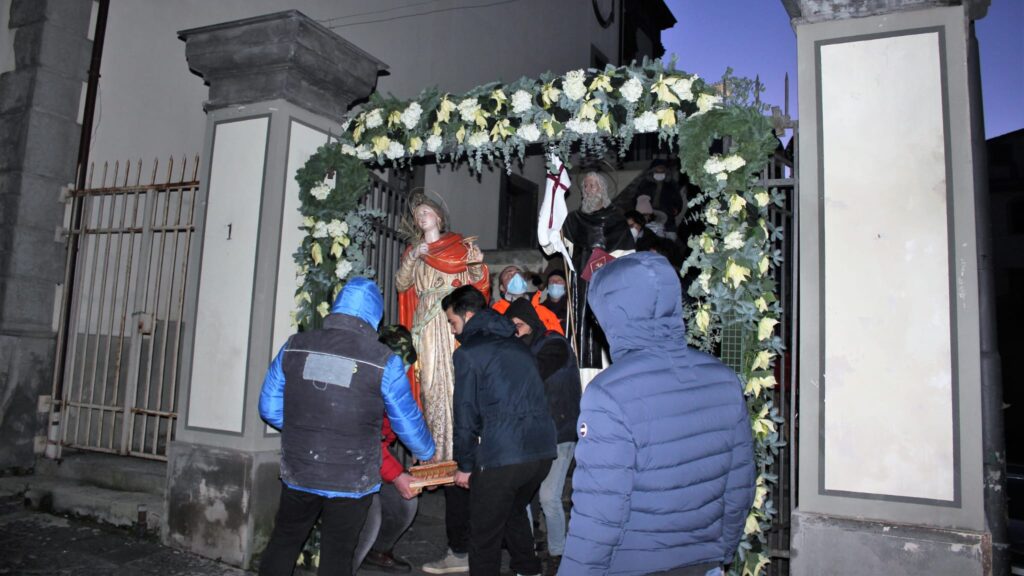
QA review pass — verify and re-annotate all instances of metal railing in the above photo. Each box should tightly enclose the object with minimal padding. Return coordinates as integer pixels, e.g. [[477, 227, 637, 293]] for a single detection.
[[362, 172, 411, 326], [50, 157, 199, 461]]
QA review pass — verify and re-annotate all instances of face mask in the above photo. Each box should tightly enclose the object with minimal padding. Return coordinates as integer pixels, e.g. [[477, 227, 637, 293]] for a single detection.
[[653, 173, 666, 182], [547, 283, 566, 301], [505, 274, 528, 300]]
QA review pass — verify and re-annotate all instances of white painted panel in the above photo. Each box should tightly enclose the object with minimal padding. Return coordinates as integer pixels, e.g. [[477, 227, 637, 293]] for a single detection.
[[187, 117, 268, 432], [271, 122, 329, 356], [821, 33, 954, 501]]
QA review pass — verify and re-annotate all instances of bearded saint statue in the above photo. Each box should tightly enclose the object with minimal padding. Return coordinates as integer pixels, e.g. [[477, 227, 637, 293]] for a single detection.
[[561, 171, 635, 368], [396, 193, 489, 461]]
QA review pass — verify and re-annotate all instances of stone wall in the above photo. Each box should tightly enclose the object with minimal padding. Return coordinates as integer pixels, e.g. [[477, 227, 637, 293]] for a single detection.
[[0, 0, 93, 472]]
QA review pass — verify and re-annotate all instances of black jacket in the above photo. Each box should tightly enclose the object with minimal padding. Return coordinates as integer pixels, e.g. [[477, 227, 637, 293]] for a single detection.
[[452, 308, 557, 473], [507, 299, 581, 444]]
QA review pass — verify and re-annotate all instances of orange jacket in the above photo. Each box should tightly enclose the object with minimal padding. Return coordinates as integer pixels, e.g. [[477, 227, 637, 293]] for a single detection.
[[493, 294, 564, 335]]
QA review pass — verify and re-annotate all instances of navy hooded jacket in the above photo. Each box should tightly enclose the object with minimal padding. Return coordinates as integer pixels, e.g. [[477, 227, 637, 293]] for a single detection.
[[452, 308, 557, 473], [561, 253, 755, 575], [259, 277, 435, 498]]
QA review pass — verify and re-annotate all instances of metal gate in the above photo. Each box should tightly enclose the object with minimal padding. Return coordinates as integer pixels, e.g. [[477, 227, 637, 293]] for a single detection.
[[50, 157, 199, 461]]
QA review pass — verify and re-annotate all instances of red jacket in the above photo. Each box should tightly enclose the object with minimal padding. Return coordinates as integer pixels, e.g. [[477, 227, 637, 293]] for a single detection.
[[380, 416, 404, 483]]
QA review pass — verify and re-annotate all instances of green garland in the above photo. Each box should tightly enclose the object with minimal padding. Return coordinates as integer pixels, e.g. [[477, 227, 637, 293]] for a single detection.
[[294, 59, 784, 576]]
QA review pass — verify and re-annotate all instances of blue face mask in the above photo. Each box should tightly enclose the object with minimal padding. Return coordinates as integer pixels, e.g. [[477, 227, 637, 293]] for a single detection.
[[505, 274, 528, 300], [547, 283, 566, 301]]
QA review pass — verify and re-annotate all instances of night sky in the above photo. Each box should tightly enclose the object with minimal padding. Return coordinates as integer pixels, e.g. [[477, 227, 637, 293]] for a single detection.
[[663, 0, 1023, 139]]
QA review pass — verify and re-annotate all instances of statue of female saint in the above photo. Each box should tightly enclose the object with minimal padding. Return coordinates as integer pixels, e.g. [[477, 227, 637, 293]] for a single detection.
[[396, 194, 489, 461]]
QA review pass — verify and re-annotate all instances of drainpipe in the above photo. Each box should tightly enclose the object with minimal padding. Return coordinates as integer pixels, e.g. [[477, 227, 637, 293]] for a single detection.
[[52, 0, 109, 403], [967, 20, 1009, 576]]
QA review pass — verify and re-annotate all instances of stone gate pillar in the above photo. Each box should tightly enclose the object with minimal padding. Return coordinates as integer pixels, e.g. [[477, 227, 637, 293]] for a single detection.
[[785, 1, 998, 574], [168, 11, 385, 568]]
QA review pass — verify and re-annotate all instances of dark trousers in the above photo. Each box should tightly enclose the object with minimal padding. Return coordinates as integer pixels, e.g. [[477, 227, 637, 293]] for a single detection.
[[353, 483, 419, 569], [259, 485, 372, 576], [469, 459, 551, 576], [444, 484, 472, 554]]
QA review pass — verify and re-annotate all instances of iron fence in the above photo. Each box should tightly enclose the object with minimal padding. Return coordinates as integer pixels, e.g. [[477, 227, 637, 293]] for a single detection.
[[50, 157, 199, 461]]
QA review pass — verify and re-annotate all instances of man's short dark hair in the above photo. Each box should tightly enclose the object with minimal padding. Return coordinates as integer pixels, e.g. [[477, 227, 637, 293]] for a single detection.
[[441, 285, 487, 316]]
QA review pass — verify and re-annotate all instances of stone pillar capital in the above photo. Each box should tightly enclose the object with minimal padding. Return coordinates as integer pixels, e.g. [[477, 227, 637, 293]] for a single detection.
[[178, 10, 387, 118], [779, 0, 989, 24]]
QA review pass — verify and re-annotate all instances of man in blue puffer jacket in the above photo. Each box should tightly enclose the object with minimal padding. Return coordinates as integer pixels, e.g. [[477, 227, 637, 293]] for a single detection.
[[560, 253, 755, 576], [258, 277, 435, 576]]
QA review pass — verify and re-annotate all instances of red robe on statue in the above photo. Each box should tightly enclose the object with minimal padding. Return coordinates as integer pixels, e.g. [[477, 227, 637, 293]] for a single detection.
[[397, 232, 490, 408]]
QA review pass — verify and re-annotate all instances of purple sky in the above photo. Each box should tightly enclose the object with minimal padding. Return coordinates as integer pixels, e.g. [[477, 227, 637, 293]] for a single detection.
[[662, 0, 1023, 139]]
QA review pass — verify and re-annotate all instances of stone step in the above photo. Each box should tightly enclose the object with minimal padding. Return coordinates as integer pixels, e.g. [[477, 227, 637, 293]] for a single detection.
[[35, 452, 167, 496], [0, 474, 163, 533]]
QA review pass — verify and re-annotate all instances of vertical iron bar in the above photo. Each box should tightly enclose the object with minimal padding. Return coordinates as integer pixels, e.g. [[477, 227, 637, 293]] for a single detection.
[[84, 189, 118, 448], [151, 179, 185, 455], [166, 167, 198, 454], [109, 189, 141, 450], [73, 189, 108, 447], [121, 188, 157, 455], [136, 178, 172, 455]]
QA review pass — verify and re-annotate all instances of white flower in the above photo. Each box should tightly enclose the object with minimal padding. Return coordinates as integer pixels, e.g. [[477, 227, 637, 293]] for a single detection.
[[698, 270, 711, 293], [724, 230, 745, 250], [326, 219, 347, 238], [341, 144, 357, 156], [563, 69, 587, 101], [517, 123, 541, 142], [310, 182, 331, 201], [364, 109, 383, 129], [705, 206, 719, 226], [340, 117, 353, 132], [400, 102, 422, 130], [511, 90, 533, 114], [458, 98, 480, 123], [426, 134, 443, 153], [312, 221, 328, 239], [355, 145, 373, 160], [633, 111, 659, 133], [722, 154, 747, 172], [466, 131, 489, 148], [671, 77, 695, 101], [693, 93, 723, 116], [704, 156, 727, 174], [385, 140, 406, 159], [295, 274, 306, 288], [755, 191, 771, 207], [620, 77, 643, 103], [566, 118, 598, 134], [335, 259, 353, 280]]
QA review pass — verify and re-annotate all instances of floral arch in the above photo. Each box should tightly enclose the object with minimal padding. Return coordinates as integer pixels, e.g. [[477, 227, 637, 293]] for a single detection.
[[292, 59, 783, 576]]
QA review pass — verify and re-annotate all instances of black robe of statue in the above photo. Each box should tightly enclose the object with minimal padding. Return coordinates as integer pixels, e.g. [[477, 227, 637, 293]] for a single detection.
[[562, 205, 635, 368]]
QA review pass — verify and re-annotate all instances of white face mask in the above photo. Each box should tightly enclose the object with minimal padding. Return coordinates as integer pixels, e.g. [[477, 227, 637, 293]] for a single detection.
[[653, 173, 666, 182]]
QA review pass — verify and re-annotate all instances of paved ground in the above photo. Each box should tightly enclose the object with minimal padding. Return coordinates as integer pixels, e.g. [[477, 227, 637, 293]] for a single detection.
[[0, 488, 512, 576]]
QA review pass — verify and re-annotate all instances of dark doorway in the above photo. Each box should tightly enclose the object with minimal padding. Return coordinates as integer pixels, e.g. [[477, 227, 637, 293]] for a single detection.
[[498, 173, 538, 249]]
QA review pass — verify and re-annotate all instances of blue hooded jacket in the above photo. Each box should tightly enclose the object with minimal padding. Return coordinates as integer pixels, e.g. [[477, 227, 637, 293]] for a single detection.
[[259, 277, 435, 498], [560, 253, 755, 575]]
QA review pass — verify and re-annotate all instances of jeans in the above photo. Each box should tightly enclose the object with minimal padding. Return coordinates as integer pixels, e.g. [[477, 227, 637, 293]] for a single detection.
[[352, 482, 418, 571], [537, 441, 575, 556], [259, 485, 372, 576], [469, 459, 551, 576]]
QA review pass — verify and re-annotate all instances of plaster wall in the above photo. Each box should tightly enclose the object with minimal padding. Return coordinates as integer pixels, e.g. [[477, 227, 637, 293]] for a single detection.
[[186, 116, 268, 433], [85, 0, 621, 251], [820, 31, 954, 501]]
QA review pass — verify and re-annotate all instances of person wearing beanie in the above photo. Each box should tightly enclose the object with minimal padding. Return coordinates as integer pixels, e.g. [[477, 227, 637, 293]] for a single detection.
[[505, 299, 581, 576]]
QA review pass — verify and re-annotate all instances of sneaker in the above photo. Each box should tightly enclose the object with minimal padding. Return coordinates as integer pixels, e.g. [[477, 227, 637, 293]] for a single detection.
[[422, 548, 469, 574], [363, 549, 412, 574]]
